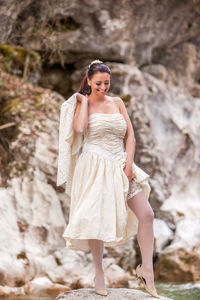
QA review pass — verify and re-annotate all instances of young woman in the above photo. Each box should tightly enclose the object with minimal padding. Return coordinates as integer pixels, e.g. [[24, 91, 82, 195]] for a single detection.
[[58, 60, 159, 298]]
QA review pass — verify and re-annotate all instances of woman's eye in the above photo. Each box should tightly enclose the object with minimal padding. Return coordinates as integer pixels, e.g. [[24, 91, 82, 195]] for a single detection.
[[96, 82, 109, 86]]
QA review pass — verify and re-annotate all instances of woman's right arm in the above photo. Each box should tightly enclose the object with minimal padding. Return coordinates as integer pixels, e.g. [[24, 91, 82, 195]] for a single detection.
[[73, 93, 89, 134]]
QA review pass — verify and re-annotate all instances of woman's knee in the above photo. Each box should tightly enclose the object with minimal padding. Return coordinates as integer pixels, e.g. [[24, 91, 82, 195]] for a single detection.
[[140, 208, 154, 223]]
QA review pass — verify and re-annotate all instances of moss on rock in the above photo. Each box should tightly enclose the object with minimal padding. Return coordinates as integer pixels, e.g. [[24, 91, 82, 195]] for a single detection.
[[0, 44, 41, 78], [0, 68, 62, 187], [120, 94, 131, 107]]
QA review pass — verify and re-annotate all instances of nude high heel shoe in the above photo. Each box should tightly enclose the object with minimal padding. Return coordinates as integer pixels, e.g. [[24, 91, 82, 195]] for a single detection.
[[94, 276, 108, 296], [135, 264, 160, 298]]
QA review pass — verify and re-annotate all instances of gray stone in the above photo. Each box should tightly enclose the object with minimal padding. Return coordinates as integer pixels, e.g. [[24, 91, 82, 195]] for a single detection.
[[56, 288, 172, 300]]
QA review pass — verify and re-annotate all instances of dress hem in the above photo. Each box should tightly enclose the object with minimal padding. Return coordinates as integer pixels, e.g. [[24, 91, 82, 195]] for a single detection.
[[63, 232, 135, 252]]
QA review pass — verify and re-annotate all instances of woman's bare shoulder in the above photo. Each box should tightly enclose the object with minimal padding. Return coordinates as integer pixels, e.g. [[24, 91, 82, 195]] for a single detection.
[[107, 95, 124, 110], [104, 95, 124, 112], [107, 95, 123, 101]]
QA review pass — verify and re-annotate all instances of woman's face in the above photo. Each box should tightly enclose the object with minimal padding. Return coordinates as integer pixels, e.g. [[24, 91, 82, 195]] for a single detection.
[[88, 72, 110, 96]]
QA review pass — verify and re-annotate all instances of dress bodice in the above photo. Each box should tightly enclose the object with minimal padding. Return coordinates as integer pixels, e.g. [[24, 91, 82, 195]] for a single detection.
[[83, 113, 127, 155]]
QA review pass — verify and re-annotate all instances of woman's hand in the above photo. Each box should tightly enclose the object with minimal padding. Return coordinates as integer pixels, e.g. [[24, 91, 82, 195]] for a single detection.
[[123, 163, 136, 182], [77, 93, 89, 103], [74, 94, 89, 133]]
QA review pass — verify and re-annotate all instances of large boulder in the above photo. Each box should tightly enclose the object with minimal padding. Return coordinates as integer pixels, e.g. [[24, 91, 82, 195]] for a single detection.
[[155, 219, 200, 282], [56, 288, 172, 300]]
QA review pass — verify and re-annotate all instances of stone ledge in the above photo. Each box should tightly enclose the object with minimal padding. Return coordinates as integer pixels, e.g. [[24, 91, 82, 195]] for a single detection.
[[56, 288, 172, 300]]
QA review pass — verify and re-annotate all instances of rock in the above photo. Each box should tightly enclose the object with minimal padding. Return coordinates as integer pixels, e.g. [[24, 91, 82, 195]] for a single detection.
[[0, 285, 25, 297], [155, 219, 200, 282], [153, 219, 174, 253], [152, 42, 199, 86], [24, 277, 70, 297], [0, 44, 41, 83], [38, 67, 73, 98], [56, 288, 172, 300], [0, 0, 32, 43], [1, 0, 200, 95], [0, 70, 77, 292], [0, 1, 199, 67], [104, 262, 132, 288], [105, 237, 137, 272], [141, 64, 168, 81], [160, 168, 200, 221]]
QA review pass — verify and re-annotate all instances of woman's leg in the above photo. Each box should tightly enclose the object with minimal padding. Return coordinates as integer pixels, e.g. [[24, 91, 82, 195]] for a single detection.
[[88, 239, 106, 289], [127, 190, 155, 288]]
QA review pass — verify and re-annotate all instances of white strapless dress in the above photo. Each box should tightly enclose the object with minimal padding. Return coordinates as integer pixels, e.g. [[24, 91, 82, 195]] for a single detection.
[[62, 113, 151, 252]]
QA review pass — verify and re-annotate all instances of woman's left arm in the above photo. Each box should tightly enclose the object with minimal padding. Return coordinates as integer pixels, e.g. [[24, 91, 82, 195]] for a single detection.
[[115, 97, 136, 181]]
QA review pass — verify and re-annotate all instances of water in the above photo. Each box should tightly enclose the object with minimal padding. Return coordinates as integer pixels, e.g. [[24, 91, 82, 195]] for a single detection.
[[156, 281, 200, 300], [0, 282, 199, 300]]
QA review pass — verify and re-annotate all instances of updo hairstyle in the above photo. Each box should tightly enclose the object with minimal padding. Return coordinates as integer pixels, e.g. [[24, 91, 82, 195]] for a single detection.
[[78, 59, 111, 95]]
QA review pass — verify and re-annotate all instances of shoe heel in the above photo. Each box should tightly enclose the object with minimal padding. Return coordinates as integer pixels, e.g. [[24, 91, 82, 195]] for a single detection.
[[135, 264, 160, 298]]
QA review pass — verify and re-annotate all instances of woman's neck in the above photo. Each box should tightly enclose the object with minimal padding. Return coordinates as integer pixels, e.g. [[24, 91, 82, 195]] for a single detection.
[[89, 91, 107, 102]]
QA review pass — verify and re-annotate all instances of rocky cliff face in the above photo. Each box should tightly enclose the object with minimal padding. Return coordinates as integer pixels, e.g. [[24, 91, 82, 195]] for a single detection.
[[1, 0, 200, 97], [0, 0, 200, 297]]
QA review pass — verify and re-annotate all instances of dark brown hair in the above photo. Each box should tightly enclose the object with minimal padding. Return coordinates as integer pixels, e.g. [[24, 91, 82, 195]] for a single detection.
[[78, 62, 111, 95]]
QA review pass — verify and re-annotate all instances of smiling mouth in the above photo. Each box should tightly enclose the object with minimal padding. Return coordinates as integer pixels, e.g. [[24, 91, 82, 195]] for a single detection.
[[97, 90, 106, 93]]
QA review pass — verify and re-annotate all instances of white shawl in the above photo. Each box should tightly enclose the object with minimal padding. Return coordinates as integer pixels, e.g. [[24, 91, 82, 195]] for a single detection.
[[56, 92, 83, 197]]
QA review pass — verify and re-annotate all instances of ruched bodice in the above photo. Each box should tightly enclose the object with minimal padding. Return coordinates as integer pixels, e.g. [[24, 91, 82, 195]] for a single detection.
[[83, 113, 127, 154], [62, 113, 151, 252], [81, 113, 128, 169]]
